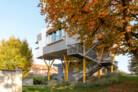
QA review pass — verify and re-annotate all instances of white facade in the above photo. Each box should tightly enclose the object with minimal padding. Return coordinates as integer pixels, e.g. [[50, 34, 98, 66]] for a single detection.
[[35, 26, 79, 59]]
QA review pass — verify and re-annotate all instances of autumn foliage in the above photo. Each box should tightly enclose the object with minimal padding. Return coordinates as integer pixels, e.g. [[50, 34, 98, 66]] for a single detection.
[[0, 37, 33, 77], [38, 0, 138, 58]]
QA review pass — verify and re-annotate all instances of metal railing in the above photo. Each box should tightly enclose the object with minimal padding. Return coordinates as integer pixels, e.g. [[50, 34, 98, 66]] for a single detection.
[[67, 43, 83, 55], [67, 43, 98, 62], [67, 43, 114, 64]]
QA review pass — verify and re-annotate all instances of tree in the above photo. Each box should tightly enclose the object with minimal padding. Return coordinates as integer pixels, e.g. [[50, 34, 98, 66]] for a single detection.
[[38, 0, 138, 58], [20, 39, 33, 77], [0, 37, 33, 77]]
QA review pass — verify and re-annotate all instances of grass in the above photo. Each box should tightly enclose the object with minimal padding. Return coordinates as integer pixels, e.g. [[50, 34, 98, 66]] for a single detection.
[[23, 72, 138, 92], [23, 86, 100, 92]]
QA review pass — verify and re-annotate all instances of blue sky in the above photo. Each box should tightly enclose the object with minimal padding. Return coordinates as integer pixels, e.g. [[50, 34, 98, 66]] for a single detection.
[[0, 0, 131, 73]]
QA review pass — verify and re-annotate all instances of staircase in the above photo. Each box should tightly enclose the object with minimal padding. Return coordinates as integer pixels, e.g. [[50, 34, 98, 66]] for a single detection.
[[73, 64, 102, 81], [85, 64, 102, 79], [67, 41, 104, 81], [67, 42, 117, 81], [67, 42, 99, 63]]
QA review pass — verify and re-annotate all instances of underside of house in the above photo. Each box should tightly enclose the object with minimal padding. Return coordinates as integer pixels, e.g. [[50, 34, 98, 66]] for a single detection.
[[35, 27, 118, 82], [53, 43, 118, 81]]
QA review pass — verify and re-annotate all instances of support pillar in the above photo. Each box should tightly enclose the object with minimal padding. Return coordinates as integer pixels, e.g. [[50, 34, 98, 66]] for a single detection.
[[111, 53, 116, 72], [42, 57, 55, 81], [83, 42, 86, 83], [96, 47, 104, 78], [48, 67, 50, 81], [61, 60, 66, 81], [98, 70, 101, 78], [62, 54, 71, 81]]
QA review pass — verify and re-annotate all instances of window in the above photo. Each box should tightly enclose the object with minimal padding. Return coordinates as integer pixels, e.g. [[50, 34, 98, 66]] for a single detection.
[[56, 31, 59, 40], [51, 33, 54, 43], [59, 29, 62, 40], [47, 29, 63, 44], [54, 32, 56, 41]]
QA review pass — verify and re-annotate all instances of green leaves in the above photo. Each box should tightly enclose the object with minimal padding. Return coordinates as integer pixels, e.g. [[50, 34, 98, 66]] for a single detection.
[[0, 36, 32, 77]]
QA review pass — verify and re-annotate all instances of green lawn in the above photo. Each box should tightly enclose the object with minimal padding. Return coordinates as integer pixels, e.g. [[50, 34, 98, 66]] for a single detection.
[[23, 86, 102, 92], [23, 73, 138, 92]]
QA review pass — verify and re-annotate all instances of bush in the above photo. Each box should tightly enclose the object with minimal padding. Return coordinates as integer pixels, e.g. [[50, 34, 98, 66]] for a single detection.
[[47, 72, 121, 89], [48, 80, 76, 89], [24, 74, 48, 85], [72, 72, 121, 88], [88, 72, 119, 86]]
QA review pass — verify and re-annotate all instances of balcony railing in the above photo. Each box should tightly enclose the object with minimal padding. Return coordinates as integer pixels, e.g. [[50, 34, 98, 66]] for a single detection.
[[67, 43, 83, 55], [49, 35, 63, 44], [67, 43, 98, 61]]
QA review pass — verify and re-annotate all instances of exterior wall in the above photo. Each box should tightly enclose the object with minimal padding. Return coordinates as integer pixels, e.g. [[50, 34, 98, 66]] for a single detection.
[[55, 64, 64, 80], [54, 64, 75, 80], [35, 27, 47, 58], [36, 40, 43, 58], [35, 26, 79, 59], [41, 27, 47, 47], [42, 27, 68, 55], [36, 33, 42, 43], [23, 79, 33, 86], [43, 39, 67, 55], [0, 69, 22, 92]]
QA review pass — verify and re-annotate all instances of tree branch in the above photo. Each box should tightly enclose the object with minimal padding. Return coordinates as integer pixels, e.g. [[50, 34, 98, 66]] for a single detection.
[[131, 13, 138, 20], [114, 0, 122, 4], [131, 32, 138, 38]]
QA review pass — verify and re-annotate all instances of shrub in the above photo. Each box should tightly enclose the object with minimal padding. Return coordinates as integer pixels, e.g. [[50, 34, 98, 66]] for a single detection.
[[24, 74, 48, 85], [48, 80, 76, 89]]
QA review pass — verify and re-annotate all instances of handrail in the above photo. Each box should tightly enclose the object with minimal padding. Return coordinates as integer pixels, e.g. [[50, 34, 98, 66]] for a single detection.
[[67, 43, 98, 63], [85, 41, 99, 55]]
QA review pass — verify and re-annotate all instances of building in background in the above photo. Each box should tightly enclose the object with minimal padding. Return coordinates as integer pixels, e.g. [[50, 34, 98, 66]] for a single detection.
[[29, 63, 58, 76]]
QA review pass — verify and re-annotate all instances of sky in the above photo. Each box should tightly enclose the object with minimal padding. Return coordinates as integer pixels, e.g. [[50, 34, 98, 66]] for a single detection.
[[0, 0, 131, 73]]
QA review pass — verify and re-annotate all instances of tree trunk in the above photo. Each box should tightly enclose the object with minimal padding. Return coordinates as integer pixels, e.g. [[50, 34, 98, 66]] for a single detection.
[[122, 0, 138, 59]]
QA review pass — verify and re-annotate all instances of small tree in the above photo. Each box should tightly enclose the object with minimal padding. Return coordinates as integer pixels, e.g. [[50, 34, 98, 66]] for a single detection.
[[0, 37, 33, 77]]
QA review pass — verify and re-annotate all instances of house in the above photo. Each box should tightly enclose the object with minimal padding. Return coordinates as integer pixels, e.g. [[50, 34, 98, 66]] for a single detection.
[[29, 64, 58, 76], [35, 26, 118, 81]]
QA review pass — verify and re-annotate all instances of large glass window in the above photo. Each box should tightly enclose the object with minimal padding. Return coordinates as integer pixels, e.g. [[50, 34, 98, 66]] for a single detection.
[[51, 33, 54, 43], [54, 32, 56, 42], [56, 31, 59, 40], [59, 29, 62, 40], [48, 29, 62, 44]]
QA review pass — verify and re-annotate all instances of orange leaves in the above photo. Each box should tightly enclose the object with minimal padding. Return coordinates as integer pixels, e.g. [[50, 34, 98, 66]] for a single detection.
[[87, 21, 94, 28], [120, 32, 126, 35], [38, 0, 138, 57], [87, 22, 91, 28], [128, 39, 134, 44], [39, 0, 43, 3], [37, 3, 43, 7], [89, 0, 98, 6], [98, 10, 108, 17]]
